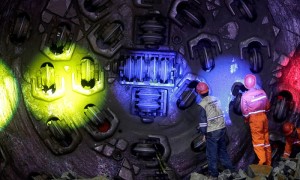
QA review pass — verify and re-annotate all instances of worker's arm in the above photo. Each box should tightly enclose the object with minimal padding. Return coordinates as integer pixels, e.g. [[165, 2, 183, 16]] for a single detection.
[[283, 137, 293, 158], [265, 101, 271, 112], [244, 116, 250, 123], [197, 105, 207, 135], [240, 95, 250, 123]]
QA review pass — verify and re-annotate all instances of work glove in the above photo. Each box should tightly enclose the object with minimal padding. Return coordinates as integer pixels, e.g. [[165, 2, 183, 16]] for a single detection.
[[244, 116, 249, 123], [280, 156, 289, 161], [202, 135, 206, 142]]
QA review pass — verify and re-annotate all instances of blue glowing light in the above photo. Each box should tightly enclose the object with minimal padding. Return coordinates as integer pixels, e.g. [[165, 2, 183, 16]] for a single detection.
[[112, 49, 188, 123], [197, 55, 262, 125]]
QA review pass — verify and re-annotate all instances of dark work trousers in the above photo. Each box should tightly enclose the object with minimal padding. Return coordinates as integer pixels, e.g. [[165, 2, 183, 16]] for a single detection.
[[206, 128, 234, 177]]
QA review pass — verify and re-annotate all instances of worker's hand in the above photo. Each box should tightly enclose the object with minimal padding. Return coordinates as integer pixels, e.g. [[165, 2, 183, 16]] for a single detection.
[[196, 126, 201, 134], [280, 156, 289, 161], [244, 116, 249, 123], [265, 101, 271, 112]]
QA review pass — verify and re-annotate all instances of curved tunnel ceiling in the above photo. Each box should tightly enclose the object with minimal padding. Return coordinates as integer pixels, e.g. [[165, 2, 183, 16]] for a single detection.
[[0, 0, 300, 179]]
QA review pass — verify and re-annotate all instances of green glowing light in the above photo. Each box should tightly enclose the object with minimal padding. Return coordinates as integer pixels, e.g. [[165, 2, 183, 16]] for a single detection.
[[22, 45, 107, 129], [0, 60, 19, 131]]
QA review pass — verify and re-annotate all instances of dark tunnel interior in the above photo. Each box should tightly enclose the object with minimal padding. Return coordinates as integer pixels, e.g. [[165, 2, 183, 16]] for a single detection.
[[0, 0, 300, 179]]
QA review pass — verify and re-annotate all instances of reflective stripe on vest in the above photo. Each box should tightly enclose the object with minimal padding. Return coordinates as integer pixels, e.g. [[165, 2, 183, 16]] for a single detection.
[[293, 141, 300, 144], [243, 109, 266, 117], [207, 114, 224, 121], [199, 123, 207, 127], [251, 95, 267, 102]]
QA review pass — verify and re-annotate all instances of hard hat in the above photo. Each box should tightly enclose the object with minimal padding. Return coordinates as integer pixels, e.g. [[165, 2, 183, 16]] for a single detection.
[[196, 82, 209, 95], [244, 74, 256, 89], [282, 122, 295, 136]]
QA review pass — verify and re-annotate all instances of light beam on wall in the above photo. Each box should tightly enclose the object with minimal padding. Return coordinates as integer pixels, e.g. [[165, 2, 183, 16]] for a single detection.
[[0, 59, 19, 131], [277, 50, 300, 111], [197, 55, 261, 125], [21, 45, 107, 129]]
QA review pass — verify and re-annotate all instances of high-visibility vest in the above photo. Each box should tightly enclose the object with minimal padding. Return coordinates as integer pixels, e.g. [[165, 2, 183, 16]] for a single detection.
[[199, 96, 225, 132], [241, 88, 269, 117]]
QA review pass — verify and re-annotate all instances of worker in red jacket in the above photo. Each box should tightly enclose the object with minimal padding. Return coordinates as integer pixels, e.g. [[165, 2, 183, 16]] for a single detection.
[[240, 74, 272, 165], [282, 121, 300, 158]]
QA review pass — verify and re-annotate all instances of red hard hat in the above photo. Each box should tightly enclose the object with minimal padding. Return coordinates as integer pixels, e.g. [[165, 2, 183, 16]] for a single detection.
[[282, 122, 295, 136], [196, 82, 209, 95], [244, 74, 256, 89]]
